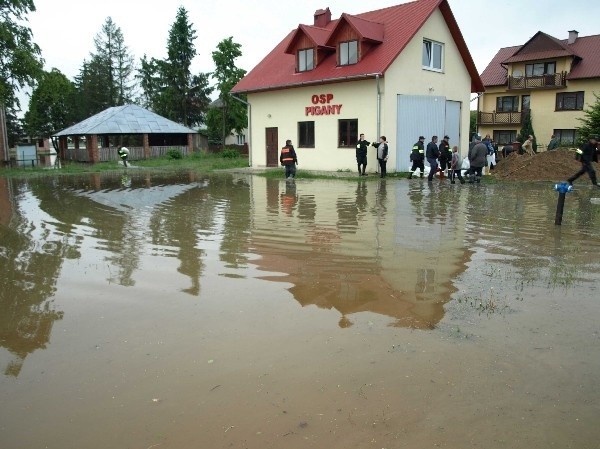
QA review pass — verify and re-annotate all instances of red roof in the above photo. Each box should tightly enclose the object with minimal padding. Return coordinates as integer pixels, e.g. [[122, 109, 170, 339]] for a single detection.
[[284, 25, 333, 54], [326, 13, 384, 45], [481, 32, 600, 87], [232, 0, 484, 94]]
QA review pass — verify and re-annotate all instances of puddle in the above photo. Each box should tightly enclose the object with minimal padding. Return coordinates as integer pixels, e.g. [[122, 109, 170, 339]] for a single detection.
[[0, 172, 599, 448]]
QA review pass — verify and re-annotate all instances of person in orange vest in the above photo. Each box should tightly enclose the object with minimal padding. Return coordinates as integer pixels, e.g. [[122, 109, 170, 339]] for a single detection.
[[280, 139, 298, 179]]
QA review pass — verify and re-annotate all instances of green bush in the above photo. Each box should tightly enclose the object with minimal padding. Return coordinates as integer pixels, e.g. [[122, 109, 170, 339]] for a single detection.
[[167, 149, 183, 159], [221, 148, 240, 159]]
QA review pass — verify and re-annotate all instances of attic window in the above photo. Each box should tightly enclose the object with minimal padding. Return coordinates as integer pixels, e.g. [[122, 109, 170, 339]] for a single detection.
[[422, 39, 443, 72], [339, 40, 358, 66], [298, 48, 314, 72]]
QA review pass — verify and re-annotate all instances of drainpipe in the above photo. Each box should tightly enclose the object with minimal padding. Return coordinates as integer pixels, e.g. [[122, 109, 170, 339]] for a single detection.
[[229, 93, 252, 167], [376, 74, 381, 139], [375, 74, 381, 174]]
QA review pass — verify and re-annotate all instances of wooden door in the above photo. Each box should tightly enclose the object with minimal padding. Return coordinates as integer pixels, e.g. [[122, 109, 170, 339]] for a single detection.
[[265, 127, 278, 167]]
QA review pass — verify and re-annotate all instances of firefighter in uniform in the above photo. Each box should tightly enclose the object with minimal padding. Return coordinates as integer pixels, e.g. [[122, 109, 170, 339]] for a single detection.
[[438, 135, 452, 179], [355, 133, 370, 176], [280, 139, 298, 179], [117, 146, 129, 167], [408, 136, 425, 179], [567, 135, 599, 187]]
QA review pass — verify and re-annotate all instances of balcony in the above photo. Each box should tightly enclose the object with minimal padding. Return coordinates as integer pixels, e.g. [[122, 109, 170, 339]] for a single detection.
[[478, 111, 523, 126], [507, 72, 567, 90]]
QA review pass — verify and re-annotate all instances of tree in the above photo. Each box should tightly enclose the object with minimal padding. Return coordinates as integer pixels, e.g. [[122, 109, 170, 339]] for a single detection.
[[0, 0, 43, 110], [470, 110, 477, 135], [23, 69, 78, 138], [1, 0, 44, 147], [74, 17, 135, 118], [211, 37, 247, 147], [137, 7, 212, 127], [519, 110, 536, 152], [576, 92, 600, 146]]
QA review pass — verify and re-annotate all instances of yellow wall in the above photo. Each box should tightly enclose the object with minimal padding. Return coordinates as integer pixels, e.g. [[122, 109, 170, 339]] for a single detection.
[[386, 8, 472, 154], [248, 81, 379, 171]]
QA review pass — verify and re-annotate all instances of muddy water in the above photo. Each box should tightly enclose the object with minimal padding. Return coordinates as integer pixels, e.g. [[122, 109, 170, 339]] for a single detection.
[[0, 172, 599, 449]]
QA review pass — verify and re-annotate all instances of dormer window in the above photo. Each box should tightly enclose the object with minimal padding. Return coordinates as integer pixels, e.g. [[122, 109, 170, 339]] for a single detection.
[[298, 48, 314, 72], [339, 40, 358, 66]]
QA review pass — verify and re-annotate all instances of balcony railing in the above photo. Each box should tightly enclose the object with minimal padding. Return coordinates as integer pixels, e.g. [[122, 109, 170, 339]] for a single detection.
[[478, 111, 523, 125], [508, 72, 567, 90]]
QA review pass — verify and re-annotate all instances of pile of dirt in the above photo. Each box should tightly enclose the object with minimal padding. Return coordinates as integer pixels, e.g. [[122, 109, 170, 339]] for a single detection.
[[491, 148, 599, 182]]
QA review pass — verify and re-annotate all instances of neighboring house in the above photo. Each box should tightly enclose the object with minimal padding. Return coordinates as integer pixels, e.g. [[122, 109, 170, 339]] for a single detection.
[[231, 0, 483, 172], [478, 30, 600, 149]]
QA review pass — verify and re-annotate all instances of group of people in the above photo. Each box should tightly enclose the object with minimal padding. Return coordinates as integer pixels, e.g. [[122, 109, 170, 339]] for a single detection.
[[279, 135, 390, 179], [355, 134, 389, 178], [409, 135, 477, 184], [279, 132, 600, 188]]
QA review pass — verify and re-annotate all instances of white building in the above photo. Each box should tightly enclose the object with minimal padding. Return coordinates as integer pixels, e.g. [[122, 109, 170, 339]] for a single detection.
[[232, 0, 483, 173]]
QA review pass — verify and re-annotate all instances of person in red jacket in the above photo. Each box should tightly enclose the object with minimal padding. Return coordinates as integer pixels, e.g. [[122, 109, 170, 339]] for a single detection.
[[280, 139, 298, 179]]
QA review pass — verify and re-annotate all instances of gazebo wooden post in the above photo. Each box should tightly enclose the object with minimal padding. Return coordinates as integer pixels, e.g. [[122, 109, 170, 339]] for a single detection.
[[143, 134, 150, 159], [87, 134, 99, 163]]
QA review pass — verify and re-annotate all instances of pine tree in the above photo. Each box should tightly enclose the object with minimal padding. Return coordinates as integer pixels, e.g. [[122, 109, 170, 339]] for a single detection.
[[137, 7, 212, 127], [519, 110, 537, 152], [576, 92, 600, 146]]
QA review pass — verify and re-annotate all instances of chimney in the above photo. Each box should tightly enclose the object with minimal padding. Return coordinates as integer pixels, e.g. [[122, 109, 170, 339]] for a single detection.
[[568, 30, 578, 44], [314, 7, 331, 27]]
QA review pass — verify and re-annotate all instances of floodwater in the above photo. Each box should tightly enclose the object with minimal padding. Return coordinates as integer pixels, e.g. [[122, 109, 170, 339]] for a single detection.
[[1, 171, 599, 449]]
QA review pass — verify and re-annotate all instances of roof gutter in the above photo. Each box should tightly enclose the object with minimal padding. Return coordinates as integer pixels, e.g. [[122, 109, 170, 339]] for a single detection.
[[229, 93, 252, 167], [232, 72, 384, 95]]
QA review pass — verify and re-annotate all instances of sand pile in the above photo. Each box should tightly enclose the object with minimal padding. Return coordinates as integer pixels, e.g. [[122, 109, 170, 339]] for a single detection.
[[491, 148, 599, 182]]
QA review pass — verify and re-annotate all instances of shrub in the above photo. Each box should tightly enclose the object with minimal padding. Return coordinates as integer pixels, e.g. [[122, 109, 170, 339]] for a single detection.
[[221, 148, 240, 159], [167, 149, 183, 160]]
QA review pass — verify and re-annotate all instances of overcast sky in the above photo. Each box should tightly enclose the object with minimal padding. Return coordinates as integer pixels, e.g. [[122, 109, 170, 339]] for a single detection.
[[23, 0, 600, 104]]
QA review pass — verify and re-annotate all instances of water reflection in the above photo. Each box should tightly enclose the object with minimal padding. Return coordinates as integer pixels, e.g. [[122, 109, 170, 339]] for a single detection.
[[250, 177, 467, 329], [2, 172, 599, 378]]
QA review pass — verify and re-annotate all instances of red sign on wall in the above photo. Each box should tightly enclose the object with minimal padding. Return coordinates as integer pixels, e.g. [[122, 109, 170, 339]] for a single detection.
[[305, 93, 343, 116]]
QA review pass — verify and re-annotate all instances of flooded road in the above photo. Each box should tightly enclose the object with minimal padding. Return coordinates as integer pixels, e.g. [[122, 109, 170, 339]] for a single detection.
[[1, 171, 599, 449]]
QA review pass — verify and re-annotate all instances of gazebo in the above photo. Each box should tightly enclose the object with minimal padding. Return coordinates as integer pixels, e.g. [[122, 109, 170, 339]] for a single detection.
[[53, 104, 197, 163]]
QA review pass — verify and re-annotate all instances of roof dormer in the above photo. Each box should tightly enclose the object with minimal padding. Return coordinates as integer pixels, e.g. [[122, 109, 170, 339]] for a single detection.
[[325, 13, 384, 66], [284, 24, 334, 72]]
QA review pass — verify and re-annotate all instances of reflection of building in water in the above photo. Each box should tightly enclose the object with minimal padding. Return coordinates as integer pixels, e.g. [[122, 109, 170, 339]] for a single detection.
[[249, 177, 470, 329]]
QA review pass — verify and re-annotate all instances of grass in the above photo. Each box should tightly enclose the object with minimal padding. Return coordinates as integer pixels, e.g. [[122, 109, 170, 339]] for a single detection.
[[0, 152, 250, 178]]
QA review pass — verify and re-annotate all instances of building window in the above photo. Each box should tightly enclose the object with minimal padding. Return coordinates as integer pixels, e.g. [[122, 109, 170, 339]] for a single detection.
[[553, 129, 577, 145], [236, 134, 245, 145], [525, 62, 556, 76], [422, 39, 443, 71], [556, 92, 584, 111], [496, 96, 519, 112], [493, 130, 517, 145], [521, 95, 530, 111], [298, 121, 315, 148], [298, 48, 314, 72], [338, 119, 358, 147], [339, 40, 358, 66]]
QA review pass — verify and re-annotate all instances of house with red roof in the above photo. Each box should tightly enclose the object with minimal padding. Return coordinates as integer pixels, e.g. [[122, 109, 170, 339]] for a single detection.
[[231, 0, 483, 173], [478, 30, 600, 150]]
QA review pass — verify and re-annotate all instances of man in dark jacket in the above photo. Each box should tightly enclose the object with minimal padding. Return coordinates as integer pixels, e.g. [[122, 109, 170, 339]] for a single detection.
[[567, 135, 599, 187], [467, 136, 487, 183], [426, 136, 440, 182], [408, 136, 425, 179], [280, 139, 298, 179], [355, 133, 370, 176], [438, 135, 451, 179]]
